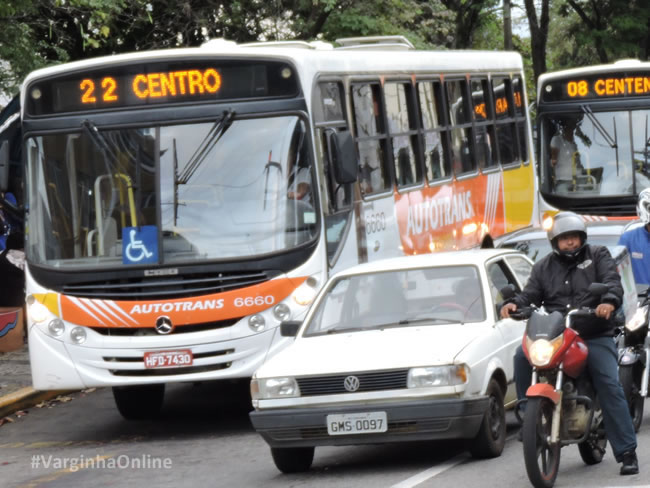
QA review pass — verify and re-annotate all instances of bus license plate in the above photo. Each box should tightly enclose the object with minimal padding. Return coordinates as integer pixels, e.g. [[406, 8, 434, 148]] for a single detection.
[[143, 350, 193, 369], [326, 411, 387, 436]]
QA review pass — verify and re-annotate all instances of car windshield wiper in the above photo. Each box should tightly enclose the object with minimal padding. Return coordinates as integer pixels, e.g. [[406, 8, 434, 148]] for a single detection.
[[324, 326, 367, 334], [370, 317, 458, 329]]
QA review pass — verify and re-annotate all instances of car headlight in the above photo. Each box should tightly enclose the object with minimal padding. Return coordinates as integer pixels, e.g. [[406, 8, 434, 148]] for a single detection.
[[526, 335, 564, 367], [407, 365, 468, 388], [251, 377, 300, 400], [626, 306, 648, 333]]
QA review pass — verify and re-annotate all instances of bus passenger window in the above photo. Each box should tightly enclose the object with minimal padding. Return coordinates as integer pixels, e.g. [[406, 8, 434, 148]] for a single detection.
[[492, 77, 518, 166], [417, 81, 449, 181], [513, 76, 529, 162], [384, 82, 421, 187], [352, 83, 391, 195], [471, 78, 496, 169], [446, 79, 476, 175]]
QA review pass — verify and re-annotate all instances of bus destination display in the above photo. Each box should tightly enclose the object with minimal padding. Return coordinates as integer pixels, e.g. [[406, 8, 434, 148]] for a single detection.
[[542, 71, 650, 102], [27, 60, 298, 116]]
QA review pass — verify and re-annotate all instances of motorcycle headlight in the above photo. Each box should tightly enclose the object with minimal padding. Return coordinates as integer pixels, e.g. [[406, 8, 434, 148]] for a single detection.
[[626, 306, 648, 333], [526, 335, 564, 367], [407, 365, 468, 388], [251, 377, 300, 400]]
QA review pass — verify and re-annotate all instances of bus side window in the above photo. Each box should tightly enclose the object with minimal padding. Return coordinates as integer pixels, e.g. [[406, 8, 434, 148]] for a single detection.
[[351, 83, 391, 195], [471, 77, 497, 169], [492, 76, 518, 166], [513, 75, 529, 163], [384, 81, 421, 188], [417, 80, 450, 182], [445, 79, 476, 175]]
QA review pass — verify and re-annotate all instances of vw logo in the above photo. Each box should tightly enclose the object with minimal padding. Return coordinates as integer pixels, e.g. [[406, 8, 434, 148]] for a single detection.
[[343, 375, 360, 392], [155, 316, 174, 335]]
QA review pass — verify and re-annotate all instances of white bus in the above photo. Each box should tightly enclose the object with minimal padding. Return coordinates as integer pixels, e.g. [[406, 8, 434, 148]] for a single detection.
[[536, 59, 650, 217], [17, 36, 537, 419]]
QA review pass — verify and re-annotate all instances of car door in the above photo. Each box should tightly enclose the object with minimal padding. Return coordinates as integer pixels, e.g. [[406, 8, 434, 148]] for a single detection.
[[485, 254, 533, 404]]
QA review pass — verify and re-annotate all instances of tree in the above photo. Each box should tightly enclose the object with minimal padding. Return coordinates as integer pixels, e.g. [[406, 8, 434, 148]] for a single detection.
[[522, 0, 550, 85], [439, 0, 500, 48]]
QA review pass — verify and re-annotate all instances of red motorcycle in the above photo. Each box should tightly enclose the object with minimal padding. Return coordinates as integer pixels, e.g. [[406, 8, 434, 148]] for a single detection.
[[505, 283, 609, 488]]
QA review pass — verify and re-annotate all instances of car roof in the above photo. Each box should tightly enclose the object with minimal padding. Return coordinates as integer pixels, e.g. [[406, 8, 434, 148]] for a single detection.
[[329, 248, 525, 279], [498, 220, 629, 244]]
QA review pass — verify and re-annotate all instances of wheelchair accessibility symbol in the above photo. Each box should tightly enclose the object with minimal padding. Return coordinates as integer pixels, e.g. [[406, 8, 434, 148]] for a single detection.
[[122, 226, 158, 265]]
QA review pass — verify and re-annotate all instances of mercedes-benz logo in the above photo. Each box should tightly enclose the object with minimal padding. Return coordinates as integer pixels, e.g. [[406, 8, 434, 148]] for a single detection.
[[155, 316, 174, 335], [343, 375, 360, 392]]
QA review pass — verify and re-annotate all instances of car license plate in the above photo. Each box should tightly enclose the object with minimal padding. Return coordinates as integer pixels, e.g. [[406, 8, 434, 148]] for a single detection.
[[143, 350, 193, 369], [326, 411, 387, 435]]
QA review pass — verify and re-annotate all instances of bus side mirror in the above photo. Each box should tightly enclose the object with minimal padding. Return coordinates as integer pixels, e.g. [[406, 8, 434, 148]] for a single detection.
[[280, 320, 302, 337], [0, 141, 9, 192], [326, 130, 357, 184]]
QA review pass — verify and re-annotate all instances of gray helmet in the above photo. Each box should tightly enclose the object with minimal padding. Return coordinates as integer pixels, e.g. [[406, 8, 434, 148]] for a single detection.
[[547, 211, 587, 259]]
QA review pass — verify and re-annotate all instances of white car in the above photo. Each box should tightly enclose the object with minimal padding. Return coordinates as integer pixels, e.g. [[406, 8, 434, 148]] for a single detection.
[[249, 249, 534, 473]]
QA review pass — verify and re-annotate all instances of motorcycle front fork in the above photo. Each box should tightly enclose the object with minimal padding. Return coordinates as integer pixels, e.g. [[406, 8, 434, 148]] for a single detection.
[[530, 367, 565, 444]]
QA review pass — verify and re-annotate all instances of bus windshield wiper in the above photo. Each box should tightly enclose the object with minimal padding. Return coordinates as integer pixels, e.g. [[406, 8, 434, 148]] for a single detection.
[[177, 108, 235, 185], [324, 326, 367, 334]]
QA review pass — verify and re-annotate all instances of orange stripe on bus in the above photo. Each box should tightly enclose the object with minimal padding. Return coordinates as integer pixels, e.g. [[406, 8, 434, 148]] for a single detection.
[[58, 276, 307, 328]]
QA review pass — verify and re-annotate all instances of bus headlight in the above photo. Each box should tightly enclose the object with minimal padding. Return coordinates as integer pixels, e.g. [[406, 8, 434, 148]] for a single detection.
[[70, 327, 87, 344], [248, 314, 266, 332], [27, 296, 50, 323], [251, 377, 300, 400], [273, 303, 291, 321], [47, 318, 65, 337], [293, 276, 319, 306], [407, 365, 468, 388]]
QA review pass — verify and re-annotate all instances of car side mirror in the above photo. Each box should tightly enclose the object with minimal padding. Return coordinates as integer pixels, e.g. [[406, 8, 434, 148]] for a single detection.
[[280, 320, 302, 337], [326, 129, 357, 184], [499, 284, 516, 300], [588, 283, 608, 297]]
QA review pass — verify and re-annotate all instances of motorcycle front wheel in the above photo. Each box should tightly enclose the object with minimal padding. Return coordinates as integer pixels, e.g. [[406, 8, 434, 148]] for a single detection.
[[619, 364, 645, 433], [523, 397, 561, 488]]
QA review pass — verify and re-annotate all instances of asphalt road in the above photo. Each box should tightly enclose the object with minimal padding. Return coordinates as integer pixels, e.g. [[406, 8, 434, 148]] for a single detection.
[[1, 382, 648, 488]]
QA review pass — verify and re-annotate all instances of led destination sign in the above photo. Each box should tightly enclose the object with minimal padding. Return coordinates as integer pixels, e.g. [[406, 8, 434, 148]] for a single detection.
[[27, 60, 298, 116], [542, 71, 650, 102]]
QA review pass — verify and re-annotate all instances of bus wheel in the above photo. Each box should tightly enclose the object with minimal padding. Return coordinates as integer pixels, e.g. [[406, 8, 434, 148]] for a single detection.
[[271, 447, 314, 473], [112, 384, 165, 420]]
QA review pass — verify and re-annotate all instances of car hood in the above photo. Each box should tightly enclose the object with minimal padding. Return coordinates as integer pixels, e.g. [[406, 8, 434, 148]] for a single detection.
[[256, 324, 487, 378]]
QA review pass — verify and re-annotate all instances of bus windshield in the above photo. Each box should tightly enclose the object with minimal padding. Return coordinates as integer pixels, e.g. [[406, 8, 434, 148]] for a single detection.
[[540, 108, 650, 197], [26, 115, 318, 268]]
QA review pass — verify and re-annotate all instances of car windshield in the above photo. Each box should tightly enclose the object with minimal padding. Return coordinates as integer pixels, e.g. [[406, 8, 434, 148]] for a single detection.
[[304, 265, 486, 336], [25, 115, 318, 268]]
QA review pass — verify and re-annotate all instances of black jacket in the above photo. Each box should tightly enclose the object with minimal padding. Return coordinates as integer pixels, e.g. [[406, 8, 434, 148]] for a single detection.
[[512, 244, 623, 339]]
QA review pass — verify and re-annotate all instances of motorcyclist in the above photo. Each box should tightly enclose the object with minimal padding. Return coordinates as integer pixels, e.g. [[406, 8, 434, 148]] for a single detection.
[[617, 188, 650, 286], [500, 211, 639, 475]]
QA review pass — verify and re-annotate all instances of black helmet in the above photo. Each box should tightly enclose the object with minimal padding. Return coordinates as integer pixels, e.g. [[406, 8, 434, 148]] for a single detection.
[[547, 211, 587, 260]]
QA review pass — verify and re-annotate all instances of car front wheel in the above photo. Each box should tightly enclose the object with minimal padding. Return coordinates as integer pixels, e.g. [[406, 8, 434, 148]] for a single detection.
[[469, 378, 506, 458]]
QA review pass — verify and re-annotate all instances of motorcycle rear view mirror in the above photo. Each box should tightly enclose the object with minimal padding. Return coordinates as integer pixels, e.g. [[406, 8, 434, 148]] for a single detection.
[[587, 283, 608, 297]]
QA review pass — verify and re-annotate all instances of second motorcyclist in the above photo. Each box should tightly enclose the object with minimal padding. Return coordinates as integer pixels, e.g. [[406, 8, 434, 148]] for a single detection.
[[500, 211, 639, 475]]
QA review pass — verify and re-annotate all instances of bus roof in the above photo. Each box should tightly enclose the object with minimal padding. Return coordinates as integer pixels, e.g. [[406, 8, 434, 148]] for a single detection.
[[22, 39, 525, 92]]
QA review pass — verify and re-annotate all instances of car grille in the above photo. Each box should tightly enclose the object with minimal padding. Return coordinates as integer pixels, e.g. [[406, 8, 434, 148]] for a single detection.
[[267, 419, 451, 441], [296, 369, 409, 396]]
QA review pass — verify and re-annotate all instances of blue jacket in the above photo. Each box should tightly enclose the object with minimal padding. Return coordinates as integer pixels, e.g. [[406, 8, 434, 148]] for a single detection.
[[618, 224, 650, 286]]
